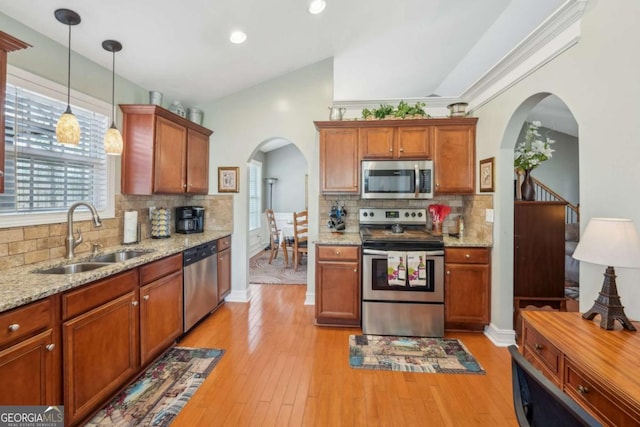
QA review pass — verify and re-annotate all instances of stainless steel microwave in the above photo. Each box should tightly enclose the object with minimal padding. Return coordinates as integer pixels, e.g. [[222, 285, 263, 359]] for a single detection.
[[361, 159, 433, 199]]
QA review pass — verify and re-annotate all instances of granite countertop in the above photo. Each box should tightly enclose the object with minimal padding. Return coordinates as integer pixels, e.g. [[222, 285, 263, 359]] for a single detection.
[[315, 232, 362, 245], [0, 230, 232, 313], [443, 235, 493, 247]]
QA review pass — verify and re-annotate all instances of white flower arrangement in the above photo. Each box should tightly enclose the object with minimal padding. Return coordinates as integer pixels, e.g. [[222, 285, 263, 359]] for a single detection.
[[514, 121, 555, 171]]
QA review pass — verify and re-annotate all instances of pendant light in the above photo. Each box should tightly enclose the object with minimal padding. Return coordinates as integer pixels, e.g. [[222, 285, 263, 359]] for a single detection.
[[54, 9, 81, 146], [102, 40, 123, 155]]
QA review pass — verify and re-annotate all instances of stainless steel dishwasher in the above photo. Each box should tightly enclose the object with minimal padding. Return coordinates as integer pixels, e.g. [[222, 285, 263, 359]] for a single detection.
[[183, 241, 218, 332]]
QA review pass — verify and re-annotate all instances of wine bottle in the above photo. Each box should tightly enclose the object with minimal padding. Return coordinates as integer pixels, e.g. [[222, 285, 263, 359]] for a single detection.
[[397, 256, 406, 281], [418, 256, 426, 280]]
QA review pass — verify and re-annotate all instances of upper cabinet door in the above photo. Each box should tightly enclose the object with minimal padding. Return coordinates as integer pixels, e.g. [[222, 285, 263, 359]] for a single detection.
[[186, 129, 209, 194], [319, 127, 360, 193], [154, 116, 188, 194], [433, 124, 475, 194], [396, 126, 431, 159], [360, 127, 395, 159]]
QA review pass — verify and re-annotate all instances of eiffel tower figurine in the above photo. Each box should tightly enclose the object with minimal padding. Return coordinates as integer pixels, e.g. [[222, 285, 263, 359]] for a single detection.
[[582, 266, 636, 331]]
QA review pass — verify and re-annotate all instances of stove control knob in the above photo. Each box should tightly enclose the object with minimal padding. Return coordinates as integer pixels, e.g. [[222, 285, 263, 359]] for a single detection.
[[370, 212, 374, 217], [411, 212, 416, 217], [404, 212, 410, 217], [418, 212, 423, 217], [363, 212, 368, 217]]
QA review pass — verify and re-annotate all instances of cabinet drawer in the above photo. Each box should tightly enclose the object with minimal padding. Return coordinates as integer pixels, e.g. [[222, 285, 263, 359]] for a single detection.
[[317, 245, 359, 262], [62, 269, 139, 320], [445, 247, 489, 264], [140, 253, 182, 285], [0, 298, 53, 347], [565, 359, 640, 426], [217, 236, 231, 251], [522, 321, 561, 380]]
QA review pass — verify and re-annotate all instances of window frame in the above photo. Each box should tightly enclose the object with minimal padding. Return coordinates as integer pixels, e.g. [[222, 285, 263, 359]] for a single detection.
[[1, 65, 116, 228], [248, 160, 262, 231]]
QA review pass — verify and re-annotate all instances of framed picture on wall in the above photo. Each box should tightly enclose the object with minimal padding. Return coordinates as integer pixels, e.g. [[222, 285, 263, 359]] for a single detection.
[[218, 167, 239, 193], [479, 157, 495, 192]]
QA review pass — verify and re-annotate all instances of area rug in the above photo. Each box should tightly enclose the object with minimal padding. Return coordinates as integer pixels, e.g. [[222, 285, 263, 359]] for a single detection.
[[249, 250, 306, 285], [85, 347, 224, 426], [349, 335, 485, 374]]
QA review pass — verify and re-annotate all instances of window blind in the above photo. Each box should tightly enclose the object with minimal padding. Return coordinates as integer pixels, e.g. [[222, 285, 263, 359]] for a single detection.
[[1, 82, 108, 213]]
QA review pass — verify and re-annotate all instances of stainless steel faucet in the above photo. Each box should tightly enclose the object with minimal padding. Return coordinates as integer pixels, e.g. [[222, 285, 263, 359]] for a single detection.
[[65, 202, 103, 259]]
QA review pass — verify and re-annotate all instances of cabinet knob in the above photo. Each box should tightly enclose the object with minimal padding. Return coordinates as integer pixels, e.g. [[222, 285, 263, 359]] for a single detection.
[[389, 148, 393, 152], [534, 343, 543, 351], [132, 301, 139, 306], [143, 295, 150, 300], [399, 147, 404, 152], [465, 254, 471, 259], [446, 270, 450, 275], [353, 269, 358, 273], [46, 344, 55, 352], [577, 385, 589, 395], [0, 170, 4, 177], [335, 250, 340, 255], [8, 324, 19, 332]]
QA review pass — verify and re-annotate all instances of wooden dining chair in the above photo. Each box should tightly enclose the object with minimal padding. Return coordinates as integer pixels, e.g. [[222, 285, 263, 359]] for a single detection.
[[292, 210, 308, 271], [265, 209, 280, 264]]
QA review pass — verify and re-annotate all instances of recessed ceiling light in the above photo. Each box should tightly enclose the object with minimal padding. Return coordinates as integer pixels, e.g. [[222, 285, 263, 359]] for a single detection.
[[230, 30, 247, 44], [309, 0, 326, 15]]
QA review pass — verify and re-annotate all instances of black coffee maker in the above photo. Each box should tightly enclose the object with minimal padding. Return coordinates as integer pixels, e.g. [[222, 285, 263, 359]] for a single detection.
[[175, 206, 205, 234]]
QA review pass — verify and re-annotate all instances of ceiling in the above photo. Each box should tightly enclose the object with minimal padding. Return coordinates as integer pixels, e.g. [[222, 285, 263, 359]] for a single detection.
[[0, 0, 568, 108]]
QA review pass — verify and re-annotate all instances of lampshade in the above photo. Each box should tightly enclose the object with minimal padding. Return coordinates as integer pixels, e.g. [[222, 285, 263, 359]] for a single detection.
[[54, 9, 81, 146], [573, 217, 640, 268], [102, 39, 123, 155], [104, 125, 123, 155]]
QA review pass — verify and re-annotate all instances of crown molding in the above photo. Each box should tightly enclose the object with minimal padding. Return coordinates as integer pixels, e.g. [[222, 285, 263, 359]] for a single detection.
[[464, 0, 589, 113]]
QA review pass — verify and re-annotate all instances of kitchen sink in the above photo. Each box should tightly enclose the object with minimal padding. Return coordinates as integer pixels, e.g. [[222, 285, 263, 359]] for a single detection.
[[91, 249, 155, 263], [36, 262, 113, 275]]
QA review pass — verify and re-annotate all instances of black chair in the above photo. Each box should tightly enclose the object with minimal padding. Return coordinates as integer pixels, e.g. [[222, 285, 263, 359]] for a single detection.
[[508, 345, 601, 427]]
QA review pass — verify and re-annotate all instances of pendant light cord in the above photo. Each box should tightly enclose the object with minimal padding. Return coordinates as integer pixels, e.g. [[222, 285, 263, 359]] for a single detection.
[[66, 23, 71, 107], [111, 51, 116, 125]]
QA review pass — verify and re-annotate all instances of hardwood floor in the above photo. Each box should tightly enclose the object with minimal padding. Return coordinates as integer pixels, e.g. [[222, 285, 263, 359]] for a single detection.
[[174, 284, 518, 426]]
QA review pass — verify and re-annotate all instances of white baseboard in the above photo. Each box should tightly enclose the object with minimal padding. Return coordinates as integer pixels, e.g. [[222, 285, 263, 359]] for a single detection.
[[484, 322, 517, 347], [224, 288, 251, 303], [304, 291, 315, 306]]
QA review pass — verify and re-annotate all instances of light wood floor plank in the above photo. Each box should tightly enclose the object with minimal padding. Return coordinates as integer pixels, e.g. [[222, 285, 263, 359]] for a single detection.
[[172, 284, 517, 426]]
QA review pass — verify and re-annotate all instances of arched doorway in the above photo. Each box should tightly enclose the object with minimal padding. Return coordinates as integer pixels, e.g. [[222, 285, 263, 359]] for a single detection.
[[247, 137, 309, 286], [510, 94, 579, 337]]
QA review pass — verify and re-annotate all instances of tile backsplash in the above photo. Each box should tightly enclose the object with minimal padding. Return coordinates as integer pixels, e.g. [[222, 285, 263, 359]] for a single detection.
[[319, 194, 493, 242], [0, 194, 233, 270]]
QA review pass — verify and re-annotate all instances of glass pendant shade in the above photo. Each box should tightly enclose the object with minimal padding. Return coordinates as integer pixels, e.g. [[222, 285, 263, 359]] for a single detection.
[[104, 123, 123, 155], [102, 39, 123, 155], [55, 9, 82, 146], [56, 107, 81, 145]]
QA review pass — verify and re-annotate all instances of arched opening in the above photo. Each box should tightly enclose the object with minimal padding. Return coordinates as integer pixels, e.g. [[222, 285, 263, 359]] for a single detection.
[[509, 93, 579, 338], [247, 137, 309, 286]]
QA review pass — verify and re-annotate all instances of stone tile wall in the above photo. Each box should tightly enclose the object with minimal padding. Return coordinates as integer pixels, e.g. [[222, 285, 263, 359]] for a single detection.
[[0, 194, 233, 270]]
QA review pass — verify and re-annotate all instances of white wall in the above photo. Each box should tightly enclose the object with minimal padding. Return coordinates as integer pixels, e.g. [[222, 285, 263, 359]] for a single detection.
[[199, 59, 333, 304], [265, 144, 308, 213], [475, 0, 640, 333]]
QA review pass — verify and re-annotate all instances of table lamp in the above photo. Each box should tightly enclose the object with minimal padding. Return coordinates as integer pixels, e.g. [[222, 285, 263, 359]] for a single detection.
[[572, 217, 640, 330]]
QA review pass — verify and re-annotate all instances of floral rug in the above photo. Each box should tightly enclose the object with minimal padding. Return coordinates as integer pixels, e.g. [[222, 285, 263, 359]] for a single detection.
[[249, 250, 306, 285], [349, 335, 485, 374], [86, 347, 224, 426]]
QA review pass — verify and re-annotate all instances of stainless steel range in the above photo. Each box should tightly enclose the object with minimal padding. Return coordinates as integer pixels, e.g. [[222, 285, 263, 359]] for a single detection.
[[360, 207, 445, 337]]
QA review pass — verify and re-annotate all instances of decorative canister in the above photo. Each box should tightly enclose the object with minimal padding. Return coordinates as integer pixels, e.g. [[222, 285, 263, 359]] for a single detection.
[[149, 91, 163, 106], [187, 108, 203, 125], [151, 207, 171, 239], [447, 102, 468, 117], [169, 101, 186, 118]]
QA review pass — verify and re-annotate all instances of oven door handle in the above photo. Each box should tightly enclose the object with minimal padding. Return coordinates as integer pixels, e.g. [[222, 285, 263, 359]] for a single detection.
[[363, 248, 444, 256]]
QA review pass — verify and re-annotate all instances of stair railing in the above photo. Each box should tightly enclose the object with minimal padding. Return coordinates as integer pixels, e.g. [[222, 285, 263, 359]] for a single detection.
[[531, 176, 580, 224]]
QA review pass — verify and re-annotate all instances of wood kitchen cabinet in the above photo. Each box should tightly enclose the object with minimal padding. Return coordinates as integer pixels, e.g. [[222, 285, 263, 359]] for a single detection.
[[0, 32, 30, 193], [0, 296, 60, 405], [315, 123, 360, 193], [444, 247, 491, 331], [139, 253, 183, 366], [315, 245, 361, 326], [360, 126, 431, 159], [433, 122, 477, 194], [217, 236, 232, 302], [120, 104, 213, 195], [62, 269, 140, 425]]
